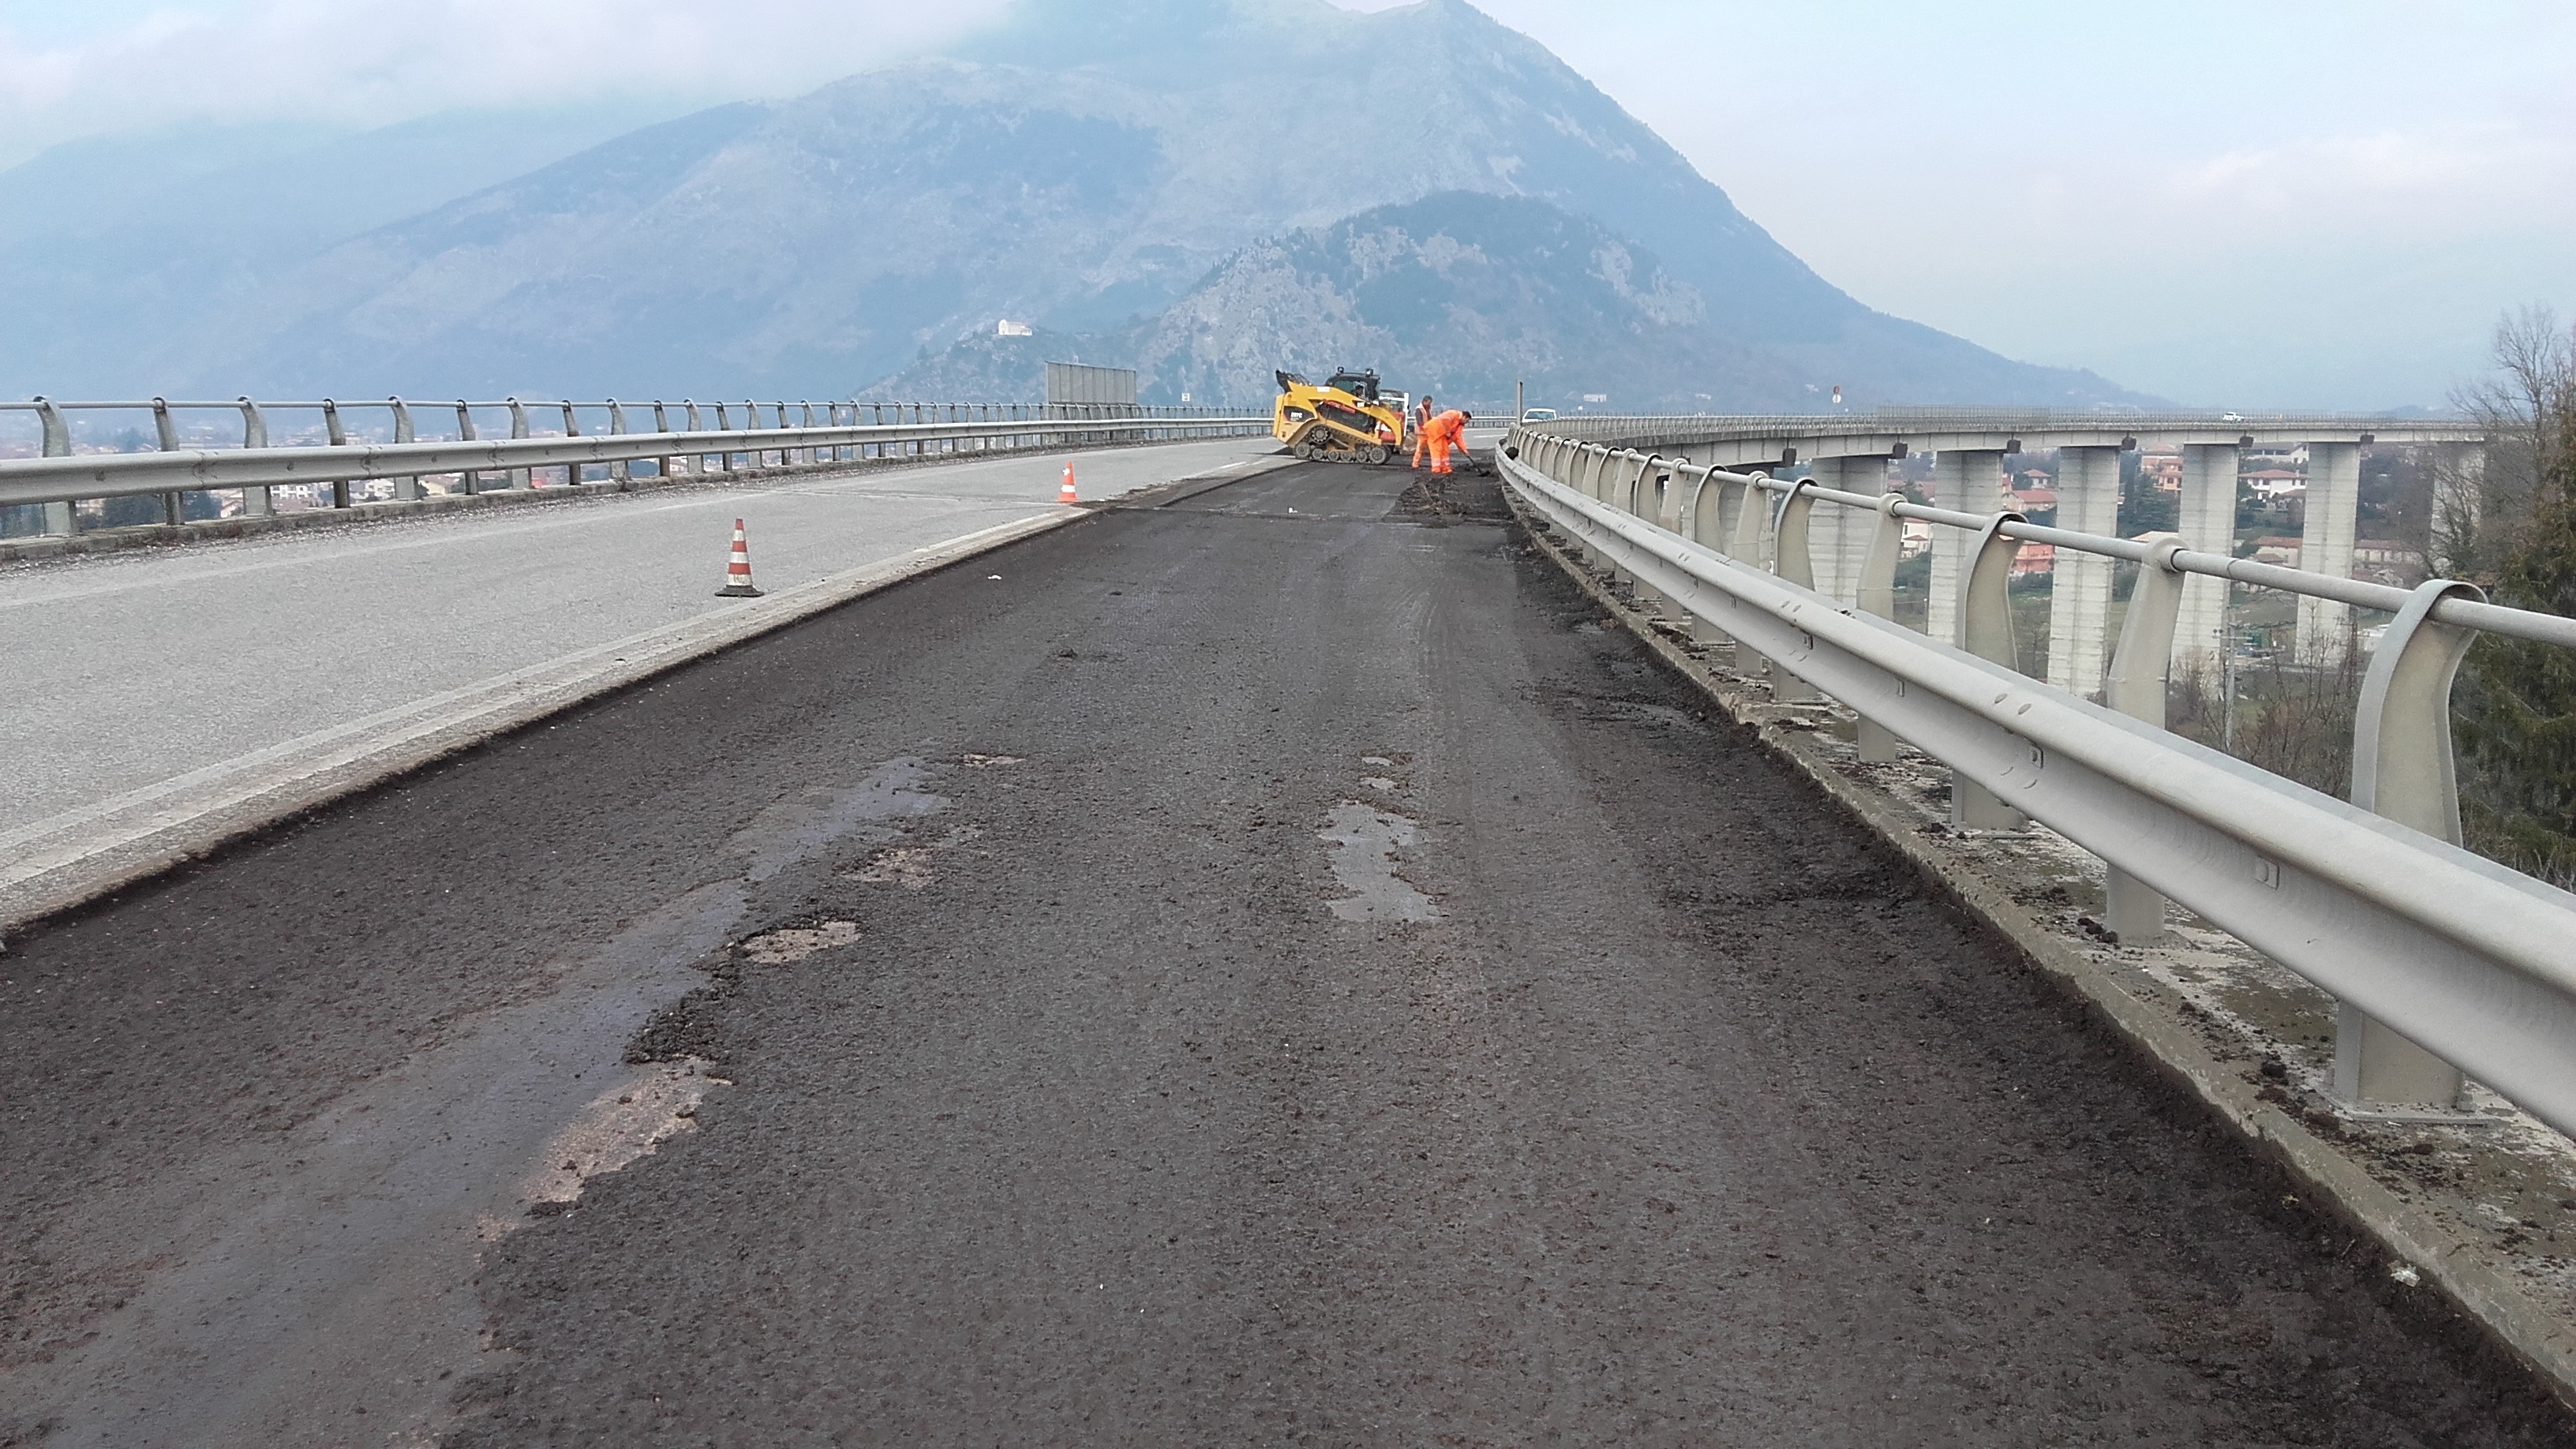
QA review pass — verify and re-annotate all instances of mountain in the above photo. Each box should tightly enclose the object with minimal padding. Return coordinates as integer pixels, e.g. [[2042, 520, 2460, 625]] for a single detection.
[[7, 0, 2149, 410], [0, 100, 702, 399], [871, 192, 2136, 410]]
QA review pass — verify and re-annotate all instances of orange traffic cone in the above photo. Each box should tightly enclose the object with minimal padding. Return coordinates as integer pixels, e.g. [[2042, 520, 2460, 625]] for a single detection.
[[716, 518, 762, 597], [1059, 463, 1079, 504]]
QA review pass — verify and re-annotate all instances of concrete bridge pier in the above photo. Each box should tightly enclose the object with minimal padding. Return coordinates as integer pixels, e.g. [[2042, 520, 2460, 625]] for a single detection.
[[2297, 441, 2364, 661], [2173, 444, 2241, 679], [2047, 446, 2124, 696], [1927, 450, 2007, 646], [1803, 454, 1888, 606], [2431, 441, 2487, 567]]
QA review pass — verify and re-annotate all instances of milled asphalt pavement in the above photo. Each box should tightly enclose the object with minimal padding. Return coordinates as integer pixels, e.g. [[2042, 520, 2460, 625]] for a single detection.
[[0, 436, 1274, 843], [2, 462, 2567, 1445]]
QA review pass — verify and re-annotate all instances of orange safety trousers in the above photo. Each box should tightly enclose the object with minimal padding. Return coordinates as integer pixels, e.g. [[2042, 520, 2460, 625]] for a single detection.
[[1428, 434, 1455, 474]]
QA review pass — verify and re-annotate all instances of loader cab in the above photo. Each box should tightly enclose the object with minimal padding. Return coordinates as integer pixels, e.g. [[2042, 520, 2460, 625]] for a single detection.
[[1324, 369, 1383, 403]]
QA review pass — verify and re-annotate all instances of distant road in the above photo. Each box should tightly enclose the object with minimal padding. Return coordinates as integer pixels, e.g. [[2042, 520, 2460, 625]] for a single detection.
[[0, 438, 1282, 923], [2, 460, 2561, 1445]]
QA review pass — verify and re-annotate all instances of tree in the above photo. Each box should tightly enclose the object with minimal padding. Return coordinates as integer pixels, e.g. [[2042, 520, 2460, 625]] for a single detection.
[[2436, 305, 2573, 584], [2451, 309, 2576, 885]]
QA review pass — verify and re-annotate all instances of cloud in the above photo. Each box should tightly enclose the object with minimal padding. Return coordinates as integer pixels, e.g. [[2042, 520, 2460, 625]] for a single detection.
[[2166, 126, 2576, 223], [0, 0, 1015, 167]]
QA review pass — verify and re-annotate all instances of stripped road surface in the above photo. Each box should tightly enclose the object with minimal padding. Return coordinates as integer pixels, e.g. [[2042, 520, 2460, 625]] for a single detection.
[[3, 462, 2567, 1445]]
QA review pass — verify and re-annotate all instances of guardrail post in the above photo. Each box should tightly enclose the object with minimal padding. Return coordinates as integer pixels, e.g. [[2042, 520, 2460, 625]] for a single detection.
[[2334, 578, 2485, 1113], [455, 402, 481, 495], [752, 402, 769, 468], [1953, 512, 2028, 831], [322, 399, 353, 507], [713, 402, 734, 471], [151, 397, 185, 524], [2102, 534, 2188, 939], [236, 398, 272, 517], [653, 402, 673, 477], [34, 398, 76, 535], [1854, 493, 1908, 762], [686, 401, 706, 472], [1728, 473, 1773, 567], [390, 398, 419, 501], [1769, 480, 1825, 702], [505, 398, 530, 489], [1611, 452, 1653, 590], [1729, 474, 1777, 680], [608, 401, 631, 487], [1675, 465, 1739, 648], [560, 402, 582, 486]]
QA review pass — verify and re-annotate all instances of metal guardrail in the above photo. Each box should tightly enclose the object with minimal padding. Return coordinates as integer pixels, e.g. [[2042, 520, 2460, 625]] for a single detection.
[[1536, 409, 2490, 441], [1501, 425, 2576, 1137], [0, 396, 1267, 535]]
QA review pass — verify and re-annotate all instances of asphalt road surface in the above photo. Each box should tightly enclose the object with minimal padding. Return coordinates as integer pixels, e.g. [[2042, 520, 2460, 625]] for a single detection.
[[0, 436, 1271, 841], [4, 462, 2567, 1446]]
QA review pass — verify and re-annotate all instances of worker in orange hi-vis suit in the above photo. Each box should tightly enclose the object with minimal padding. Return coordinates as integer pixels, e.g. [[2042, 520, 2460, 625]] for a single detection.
[[1427, 409, 1470, 474], [1410, 395, 1436, 468]]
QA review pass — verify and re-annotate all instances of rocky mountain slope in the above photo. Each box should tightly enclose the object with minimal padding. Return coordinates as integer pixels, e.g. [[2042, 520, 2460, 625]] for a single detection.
[[0, 101, 696, 399], [9, 0, 2147, 410], [874, 192, 2132, 410]]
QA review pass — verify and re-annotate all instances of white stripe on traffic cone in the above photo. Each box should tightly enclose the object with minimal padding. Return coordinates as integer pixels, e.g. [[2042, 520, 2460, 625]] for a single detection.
[[1059, 463, 1079, 504]]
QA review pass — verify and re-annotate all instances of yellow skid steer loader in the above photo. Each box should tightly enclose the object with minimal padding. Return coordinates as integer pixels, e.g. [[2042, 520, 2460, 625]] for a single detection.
[[1273, 369, 1403, 464]]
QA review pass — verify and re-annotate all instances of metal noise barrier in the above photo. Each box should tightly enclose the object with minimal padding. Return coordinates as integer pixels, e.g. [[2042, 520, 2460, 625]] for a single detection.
[[1498, 435, 2576, 1142]]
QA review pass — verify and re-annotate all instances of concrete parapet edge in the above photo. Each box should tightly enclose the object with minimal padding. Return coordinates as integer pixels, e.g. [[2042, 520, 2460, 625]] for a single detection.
[[1503, 487, 2576, 1413]]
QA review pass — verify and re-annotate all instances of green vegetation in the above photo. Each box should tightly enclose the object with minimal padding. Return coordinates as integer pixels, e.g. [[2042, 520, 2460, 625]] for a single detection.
[[2451, 313, 2576, 882]]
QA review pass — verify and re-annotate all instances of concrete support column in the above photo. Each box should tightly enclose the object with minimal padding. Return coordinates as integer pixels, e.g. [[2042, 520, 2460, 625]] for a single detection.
[[2046, 446, 2122, 697], [1803, 455, 1885, 606], [1926, 450, 2005, 644], [2431, 441, 2486, 571], [2297, 441, 2362, 661], [2172, 444, 2240, 679]]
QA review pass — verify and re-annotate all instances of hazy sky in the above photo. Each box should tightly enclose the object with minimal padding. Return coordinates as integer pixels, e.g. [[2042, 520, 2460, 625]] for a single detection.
[[4, 0, 2568, 408]]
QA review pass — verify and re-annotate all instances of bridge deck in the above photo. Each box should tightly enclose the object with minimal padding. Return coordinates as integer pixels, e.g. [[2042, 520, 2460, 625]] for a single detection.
[[2, 462, 2562, 1443], [1, 438, 1277, 910]]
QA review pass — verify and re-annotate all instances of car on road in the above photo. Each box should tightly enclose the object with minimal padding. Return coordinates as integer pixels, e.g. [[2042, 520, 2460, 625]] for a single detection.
[[1521, 407, 1557, 423]]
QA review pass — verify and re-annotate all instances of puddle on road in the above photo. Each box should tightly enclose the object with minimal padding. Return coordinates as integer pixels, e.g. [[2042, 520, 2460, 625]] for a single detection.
[[732, 762, 948, 882], [14, 756, 953, 1447], [1320, 800, 1442, 923]]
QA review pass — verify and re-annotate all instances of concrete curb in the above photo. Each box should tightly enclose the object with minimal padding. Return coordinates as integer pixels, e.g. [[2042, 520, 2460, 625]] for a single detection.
[[1507, 494, 2576, 1410], [0, 453, 1294, 941]]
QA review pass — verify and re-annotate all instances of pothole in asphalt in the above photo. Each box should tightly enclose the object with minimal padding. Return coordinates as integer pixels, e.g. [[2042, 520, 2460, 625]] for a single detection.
[[1319, 801, 1441, 923], [843, 825, 985, 889], [737, 920, 862, 964], [492, 1058, 717, 1230]]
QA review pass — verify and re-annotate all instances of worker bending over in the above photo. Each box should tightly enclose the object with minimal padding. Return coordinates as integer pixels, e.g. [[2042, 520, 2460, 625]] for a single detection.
[[1425, 409, 1470, 475]]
